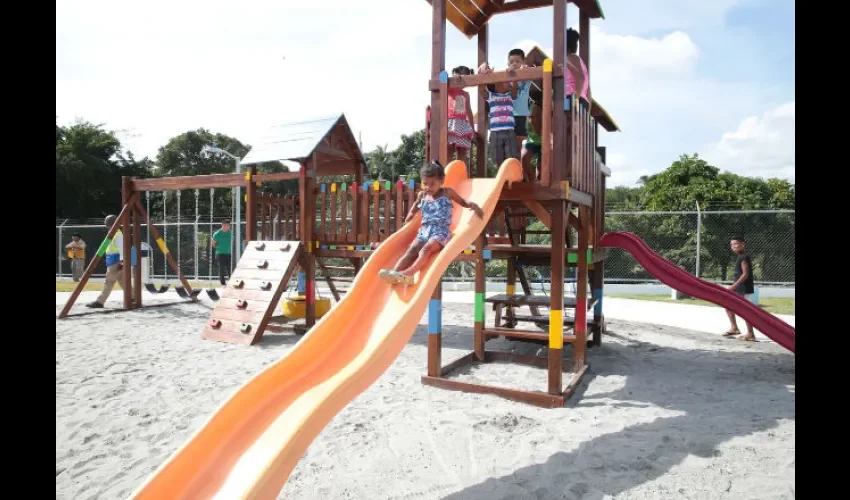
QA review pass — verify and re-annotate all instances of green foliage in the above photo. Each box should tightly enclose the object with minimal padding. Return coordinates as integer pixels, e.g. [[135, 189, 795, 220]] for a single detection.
[[56, 120, 154, 218]]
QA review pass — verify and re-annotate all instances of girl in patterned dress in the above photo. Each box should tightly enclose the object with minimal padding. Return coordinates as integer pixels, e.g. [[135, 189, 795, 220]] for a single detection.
[[447, 66, 476, 168], [379, 160, 483, 285]]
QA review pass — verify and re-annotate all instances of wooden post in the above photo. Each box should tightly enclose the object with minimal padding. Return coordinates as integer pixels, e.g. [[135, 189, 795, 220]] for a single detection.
[[245, 166, 257, 242], [541, 58, 553, 184], [121, 176, 133, 310], [57, 203, 131, 318], [574, 206, 589, 368], [427, 281, 442, 377], [592, 169, 606, 346], [304, 154, 318, 327], [552, 0, 567, 184], [580, 12, 590, 81], [476, 23, 488, 178], [429, 0, 446, 165], [548, 200, 567, 395], [473, 234, 486, 360], [439, 72, 449, 166], [133, 192, 143, 308]]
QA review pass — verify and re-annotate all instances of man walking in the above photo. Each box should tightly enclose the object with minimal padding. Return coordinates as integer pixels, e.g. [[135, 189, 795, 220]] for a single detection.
[[86, 215, 126, 308], [723, 236, 756, 341], [211, 219, 233, 286]]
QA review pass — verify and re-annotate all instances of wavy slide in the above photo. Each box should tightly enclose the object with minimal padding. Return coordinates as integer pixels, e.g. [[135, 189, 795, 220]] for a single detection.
[[599, 231, 795, 353], [130, 159, 524, 499]]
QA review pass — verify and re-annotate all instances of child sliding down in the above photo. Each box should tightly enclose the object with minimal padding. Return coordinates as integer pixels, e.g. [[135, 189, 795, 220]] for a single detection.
[[379, 160, 484, 285]]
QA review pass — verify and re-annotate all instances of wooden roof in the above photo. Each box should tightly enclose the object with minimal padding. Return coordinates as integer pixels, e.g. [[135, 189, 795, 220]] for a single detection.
[[426, 0, 605, 38], [515, 41, 620, 132], [240, 114, 367, 177]]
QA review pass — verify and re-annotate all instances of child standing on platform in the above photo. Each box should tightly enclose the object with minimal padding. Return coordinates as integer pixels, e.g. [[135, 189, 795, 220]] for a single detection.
[[478, 61, 519, 169], [379, 161, 483, 286], [447, 65, 476, 168]]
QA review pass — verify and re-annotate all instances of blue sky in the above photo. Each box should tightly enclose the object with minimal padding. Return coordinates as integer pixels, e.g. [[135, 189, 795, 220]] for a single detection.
[[55, 0, 794, 187]]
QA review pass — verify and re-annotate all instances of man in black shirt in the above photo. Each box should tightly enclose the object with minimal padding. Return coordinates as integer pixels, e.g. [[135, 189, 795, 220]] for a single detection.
[[723, 236, 756, 341]]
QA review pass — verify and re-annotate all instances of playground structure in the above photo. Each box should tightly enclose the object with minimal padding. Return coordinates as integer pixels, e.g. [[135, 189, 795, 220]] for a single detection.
[[117, 1, 797, 498]]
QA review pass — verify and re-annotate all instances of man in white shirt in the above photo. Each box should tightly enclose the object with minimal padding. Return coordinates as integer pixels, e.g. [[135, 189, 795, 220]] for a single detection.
[[86, 214, 127, 308]]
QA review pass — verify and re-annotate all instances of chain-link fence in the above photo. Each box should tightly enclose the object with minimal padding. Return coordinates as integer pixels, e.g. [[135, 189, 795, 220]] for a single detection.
[[55, 210, 795, 286]]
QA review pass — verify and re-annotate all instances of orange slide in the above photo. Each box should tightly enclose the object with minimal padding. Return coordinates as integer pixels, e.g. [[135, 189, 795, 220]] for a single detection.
[[130, 159, 523, 499]]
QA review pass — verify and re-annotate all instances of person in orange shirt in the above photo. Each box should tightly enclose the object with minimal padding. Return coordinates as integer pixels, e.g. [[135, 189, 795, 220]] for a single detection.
[[65, 233, 87, 282]]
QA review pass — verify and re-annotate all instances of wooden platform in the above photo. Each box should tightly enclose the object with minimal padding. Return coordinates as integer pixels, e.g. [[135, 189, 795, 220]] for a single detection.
[[201, 241, 303, 345], [485, 293, 600, 345]]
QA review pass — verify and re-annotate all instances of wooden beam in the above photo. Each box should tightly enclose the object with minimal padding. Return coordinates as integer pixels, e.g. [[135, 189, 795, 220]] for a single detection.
[[476, 23, 488, 178], [497, 0, 553, 14], [131, 173, 246, 192], [429, 0, 447, 162], [521, 200, 552, 229], [315, 144, 353, 159], [552, 0, 567, 183], [501, 181, 568, 201], [429, 66, 563, 90], [253, 171, 301, 183]]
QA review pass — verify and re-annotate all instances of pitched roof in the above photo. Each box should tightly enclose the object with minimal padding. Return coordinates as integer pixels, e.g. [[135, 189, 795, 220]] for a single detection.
[[426, 0, 605, 38], [240, 114, 367, 176]]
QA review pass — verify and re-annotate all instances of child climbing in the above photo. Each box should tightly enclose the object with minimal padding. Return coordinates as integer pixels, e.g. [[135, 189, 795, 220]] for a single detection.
[[379, 160, 483, 285], [447, 65, 476, 169]]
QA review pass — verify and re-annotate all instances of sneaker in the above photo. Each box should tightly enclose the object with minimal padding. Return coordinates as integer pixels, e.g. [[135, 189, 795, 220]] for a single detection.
[[85, 301, 104, 309]]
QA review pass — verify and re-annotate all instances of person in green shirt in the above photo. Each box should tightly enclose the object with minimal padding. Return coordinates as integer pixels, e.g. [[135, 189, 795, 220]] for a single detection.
[[211, 220, 233, 285]]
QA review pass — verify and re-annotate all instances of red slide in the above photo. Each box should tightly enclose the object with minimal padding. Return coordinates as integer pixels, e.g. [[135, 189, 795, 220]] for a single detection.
[[599, 232, 795, 353]]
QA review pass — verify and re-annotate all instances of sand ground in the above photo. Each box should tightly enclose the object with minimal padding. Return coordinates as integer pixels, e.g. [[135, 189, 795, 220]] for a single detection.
[[56, 292, 795, 500]]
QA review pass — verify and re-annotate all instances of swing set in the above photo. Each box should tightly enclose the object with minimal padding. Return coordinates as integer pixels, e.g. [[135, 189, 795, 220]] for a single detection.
[[57, 170, 299, 319]]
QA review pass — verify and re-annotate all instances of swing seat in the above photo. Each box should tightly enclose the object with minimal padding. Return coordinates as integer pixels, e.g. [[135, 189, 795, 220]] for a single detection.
[[282, 295, 331, 319], [205, 289, 220, 301], [144, 283, 170, 294], [175, 286, 202, 299]]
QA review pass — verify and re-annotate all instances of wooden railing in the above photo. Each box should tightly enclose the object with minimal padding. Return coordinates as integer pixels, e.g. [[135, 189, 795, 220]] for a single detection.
[[567, 96, 600, 196], [253, 179, 511, 247]]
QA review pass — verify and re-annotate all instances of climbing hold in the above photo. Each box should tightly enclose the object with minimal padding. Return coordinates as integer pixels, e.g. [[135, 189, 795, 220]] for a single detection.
[[280, 243, 291, 252], [231, 279, 245, 289], [240, 323, 252, 333], [260, 281, 272, 290], [208, 318, 222, 328], [256, 242, 266, 251], [257, 260, 269, 269], [236, 300, 248, 309]]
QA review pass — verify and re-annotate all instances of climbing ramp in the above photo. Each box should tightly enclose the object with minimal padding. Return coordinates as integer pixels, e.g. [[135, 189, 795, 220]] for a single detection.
[[201, 241, 303, 345]]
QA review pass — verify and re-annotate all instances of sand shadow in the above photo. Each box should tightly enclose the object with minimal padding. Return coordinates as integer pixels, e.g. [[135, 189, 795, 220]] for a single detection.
[[439, 325, 795, 500]]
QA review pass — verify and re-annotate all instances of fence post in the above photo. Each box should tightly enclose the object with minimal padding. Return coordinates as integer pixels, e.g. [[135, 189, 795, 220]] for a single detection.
[[58, 219, 68, 277], [695, 201, 701, 278], [194, 189, 200, 281]]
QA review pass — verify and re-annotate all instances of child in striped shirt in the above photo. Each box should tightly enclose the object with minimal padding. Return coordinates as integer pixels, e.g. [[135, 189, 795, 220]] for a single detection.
[[478, 62, 519, 168]]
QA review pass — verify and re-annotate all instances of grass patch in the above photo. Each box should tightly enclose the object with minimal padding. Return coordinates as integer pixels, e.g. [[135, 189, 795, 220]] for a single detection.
[[607, 294, 795, 315], [56, 280, 218, 293]]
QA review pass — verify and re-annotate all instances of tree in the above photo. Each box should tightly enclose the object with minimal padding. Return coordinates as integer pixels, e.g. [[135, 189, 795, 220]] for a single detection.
[[56, 120, 154, 218]]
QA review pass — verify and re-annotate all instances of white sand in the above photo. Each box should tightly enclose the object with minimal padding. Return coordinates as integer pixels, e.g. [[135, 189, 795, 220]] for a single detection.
[[56, 292, 795, 500]]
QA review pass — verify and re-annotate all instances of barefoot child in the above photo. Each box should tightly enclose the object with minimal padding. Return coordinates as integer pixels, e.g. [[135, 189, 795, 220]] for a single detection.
[[447, 65, 475, 168], [379, 160, 484, 285]]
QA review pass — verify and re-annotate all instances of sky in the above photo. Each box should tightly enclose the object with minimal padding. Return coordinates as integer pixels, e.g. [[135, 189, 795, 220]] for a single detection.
[[56, 0, 794, 188]]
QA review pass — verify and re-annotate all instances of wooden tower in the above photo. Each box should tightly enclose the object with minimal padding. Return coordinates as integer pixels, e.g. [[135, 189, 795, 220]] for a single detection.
[[420, 0, 617, 407]]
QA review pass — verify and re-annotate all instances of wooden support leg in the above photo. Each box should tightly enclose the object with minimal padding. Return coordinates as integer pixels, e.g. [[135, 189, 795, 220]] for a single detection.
[[427, 279, 442, 377], [473, 233, 486, 360], [121, 177, 133, 310], [590, 260, 604, 347], [57, 203, 132, 318], [548, 200, 567, 395], [574, 206, 589, 368], [132, 194, 143, 308], [505, 257, 516, 327]]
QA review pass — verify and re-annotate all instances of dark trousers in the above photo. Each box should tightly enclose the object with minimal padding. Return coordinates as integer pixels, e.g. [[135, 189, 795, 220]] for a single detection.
[[217, 253, 232, 285]]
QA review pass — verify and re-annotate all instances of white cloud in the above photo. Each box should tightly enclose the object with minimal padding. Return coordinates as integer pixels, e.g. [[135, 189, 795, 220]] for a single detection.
[[56, 0, 792, 191], [704, 102, 795, 181]]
